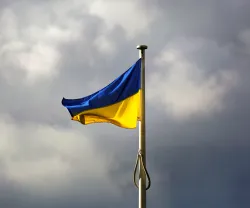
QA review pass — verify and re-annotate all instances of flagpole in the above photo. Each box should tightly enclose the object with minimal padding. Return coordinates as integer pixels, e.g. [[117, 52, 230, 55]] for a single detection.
[[137, 45, 148, 208]]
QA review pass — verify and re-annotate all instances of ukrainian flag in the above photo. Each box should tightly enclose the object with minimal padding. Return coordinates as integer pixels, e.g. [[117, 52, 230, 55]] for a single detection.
[[62, 59, 141, 129]]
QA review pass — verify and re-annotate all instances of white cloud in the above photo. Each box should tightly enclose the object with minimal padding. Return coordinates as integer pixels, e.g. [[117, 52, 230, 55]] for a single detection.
[[17, 43, 60, 81], [0, 0, 156, 84], [0, 116, 116, 196], [89, 0, 156, 38], [148, 38, 238, 120], [0, 4, 83, 84], [94, 34, 116, 55]]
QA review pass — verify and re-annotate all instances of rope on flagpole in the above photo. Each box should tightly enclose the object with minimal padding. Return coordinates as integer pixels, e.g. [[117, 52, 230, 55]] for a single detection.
[[133, 150, 151, 190]]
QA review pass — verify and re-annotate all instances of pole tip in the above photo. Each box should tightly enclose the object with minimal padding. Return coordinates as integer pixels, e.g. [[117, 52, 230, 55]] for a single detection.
[[137, 45, 148, 50]]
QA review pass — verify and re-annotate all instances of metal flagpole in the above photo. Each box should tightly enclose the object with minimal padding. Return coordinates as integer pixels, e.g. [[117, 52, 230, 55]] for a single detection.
[[137, 45, 148, 208]]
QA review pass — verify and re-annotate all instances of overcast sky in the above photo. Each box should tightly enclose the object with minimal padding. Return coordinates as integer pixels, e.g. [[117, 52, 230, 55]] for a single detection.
[[1, 0, 250, 207]]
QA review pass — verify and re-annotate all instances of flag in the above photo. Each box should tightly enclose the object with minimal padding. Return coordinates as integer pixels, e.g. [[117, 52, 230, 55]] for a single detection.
[[61, 59, 141, 129]]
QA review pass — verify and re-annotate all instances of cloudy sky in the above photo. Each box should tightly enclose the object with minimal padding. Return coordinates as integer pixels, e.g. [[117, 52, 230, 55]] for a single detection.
[[1, 0, 250, 207]]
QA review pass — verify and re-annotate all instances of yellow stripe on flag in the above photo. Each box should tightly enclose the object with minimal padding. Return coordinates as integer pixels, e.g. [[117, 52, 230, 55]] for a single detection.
[[72, 90, 141, 129]]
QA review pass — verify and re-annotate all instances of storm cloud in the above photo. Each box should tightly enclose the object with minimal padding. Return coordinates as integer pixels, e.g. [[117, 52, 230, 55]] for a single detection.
[[0, 0, 250, 207]]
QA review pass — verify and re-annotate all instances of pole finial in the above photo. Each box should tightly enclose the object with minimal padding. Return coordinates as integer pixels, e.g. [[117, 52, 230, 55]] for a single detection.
[[137, 45, 148, 50]]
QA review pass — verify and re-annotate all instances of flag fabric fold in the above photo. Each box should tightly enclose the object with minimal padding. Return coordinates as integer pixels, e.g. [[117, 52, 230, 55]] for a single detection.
[[62, 59, 141, 128]]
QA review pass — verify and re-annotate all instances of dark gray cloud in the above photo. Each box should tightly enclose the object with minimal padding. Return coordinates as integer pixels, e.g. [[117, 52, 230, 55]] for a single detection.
[[144, 0, 250, 44], [152, 145, 250, 208], [0, 0, 250, 208]]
